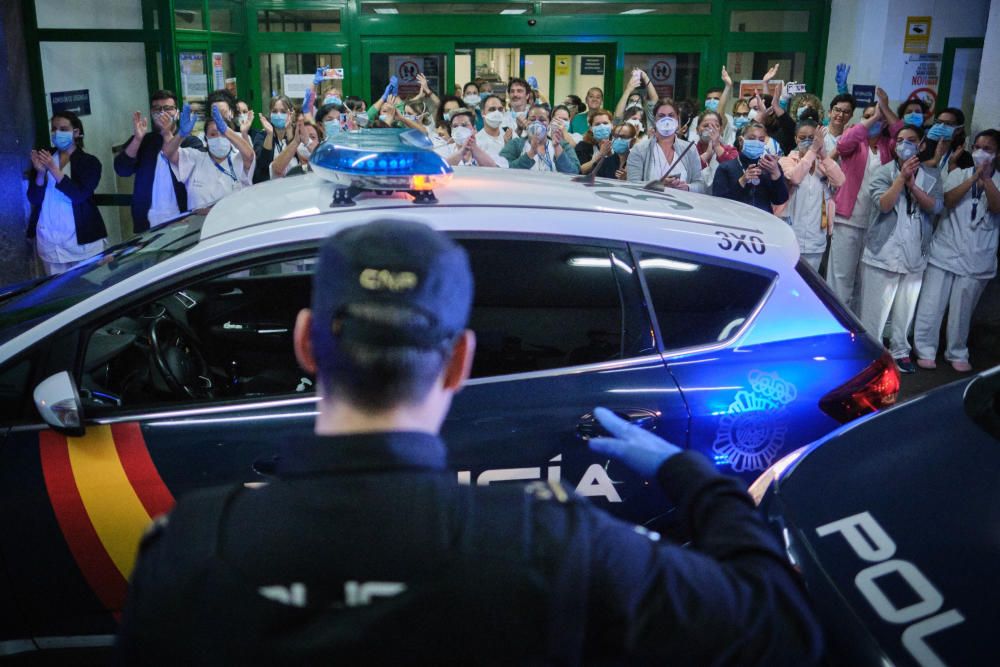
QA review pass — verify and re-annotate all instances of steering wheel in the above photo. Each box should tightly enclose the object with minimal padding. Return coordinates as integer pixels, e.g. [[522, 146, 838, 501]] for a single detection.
[[149, 315, 214, 399]]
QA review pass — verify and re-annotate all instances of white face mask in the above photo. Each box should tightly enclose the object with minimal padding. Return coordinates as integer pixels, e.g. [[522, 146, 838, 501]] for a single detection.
[[207, 136, 231, 159], [655, 116, 678, 138], [748, 108, 759, 122], [484, 110, 504, 129], [463, 94, 481, 107], [626, 118, 643, 132], [451, 126, 474, 146], [297, 139, 314, 160], [237, 113, 249, 126], [972, 149, 995, 168]]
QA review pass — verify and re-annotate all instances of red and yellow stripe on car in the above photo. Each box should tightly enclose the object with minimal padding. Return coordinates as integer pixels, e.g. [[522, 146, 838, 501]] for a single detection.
[[39, 423, 174, 612]]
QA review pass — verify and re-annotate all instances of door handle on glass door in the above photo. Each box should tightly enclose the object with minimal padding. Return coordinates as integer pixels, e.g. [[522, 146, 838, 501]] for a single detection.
[[576, 408, 659, 440]]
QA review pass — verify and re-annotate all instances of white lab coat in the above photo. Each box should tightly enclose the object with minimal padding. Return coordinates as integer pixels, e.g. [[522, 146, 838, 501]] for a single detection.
[[172, 146, 254, 211]]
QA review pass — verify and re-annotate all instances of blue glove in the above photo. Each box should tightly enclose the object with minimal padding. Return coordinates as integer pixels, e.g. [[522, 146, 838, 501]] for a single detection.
[[302, 88, 314, 115], [313, 66, 326, 86], [211, 104, 228, 135], [178, 103, 195, 137], [528, 76, 539, 90], [588, 407, 681, 478], [836, 63, 850, 94], [389, 75, 399, 96]]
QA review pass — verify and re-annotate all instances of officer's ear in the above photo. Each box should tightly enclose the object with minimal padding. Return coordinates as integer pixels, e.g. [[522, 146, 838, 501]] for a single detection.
[[442, 329, 476, 392], [293, 308, 317, 375]]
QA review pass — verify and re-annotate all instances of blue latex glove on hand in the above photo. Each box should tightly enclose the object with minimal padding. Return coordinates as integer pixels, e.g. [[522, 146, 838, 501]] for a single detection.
[[313, 66, 326, 86], [389, 75, 399, 95], [177, 103, 195, 137], [588, 407, 681, 479], [528, 76, 539, 90], [835, 63, 850, 94], [302, 88, 314, 115], [211, 104, 228, 135]]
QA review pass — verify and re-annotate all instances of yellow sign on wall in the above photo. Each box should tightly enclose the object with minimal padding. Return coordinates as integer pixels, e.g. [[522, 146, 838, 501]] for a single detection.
[[904, 16, 931, 54], [555, 55, 570, 76]]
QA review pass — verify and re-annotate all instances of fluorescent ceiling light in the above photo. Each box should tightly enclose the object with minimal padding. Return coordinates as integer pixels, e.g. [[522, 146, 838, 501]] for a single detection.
[[620, 8, 654, 14], [373, 7, 399, 14], [500, 8, 528, 14]]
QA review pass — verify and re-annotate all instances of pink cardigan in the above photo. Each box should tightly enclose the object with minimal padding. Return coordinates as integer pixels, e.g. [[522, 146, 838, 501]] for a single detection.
[[774, 150, 846, 219], [833, 122, 894, 219]]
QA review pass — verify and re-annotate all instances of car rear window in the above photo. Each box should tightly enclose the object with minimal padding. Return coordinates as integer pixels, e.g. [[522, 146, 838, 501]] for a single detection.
[[795, 259, 864, 334], [636, 248, 774, 351], [457, 238, 638, 378]]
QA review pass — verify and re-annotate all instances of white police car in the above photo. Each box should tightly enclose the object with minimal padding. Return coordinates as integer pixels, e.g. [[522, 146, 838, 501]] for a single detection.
[[0, 129, 894, 655]]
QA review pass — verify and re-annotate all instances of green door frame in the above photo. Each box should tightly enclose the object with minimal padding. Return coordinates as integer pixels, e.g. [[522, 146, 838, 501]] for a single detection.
[[938, 37, 984, 115]]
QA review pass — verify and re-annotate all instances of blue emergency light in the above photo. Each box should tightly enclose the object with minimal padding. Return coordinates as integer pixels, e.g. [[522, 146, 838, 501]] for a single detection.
[[311, 129, 453, 205]]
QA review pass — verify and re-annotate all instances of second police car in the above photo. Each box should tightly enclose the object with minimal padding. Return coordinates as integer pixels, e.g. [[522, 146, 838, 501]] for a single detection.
[[0, 130, 896, 655]]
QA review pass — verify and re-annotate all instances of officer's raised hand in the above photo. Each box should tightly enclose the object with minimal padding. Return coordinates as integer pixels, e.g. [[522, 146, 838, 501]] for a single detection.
[[588, 407, 681, 478]]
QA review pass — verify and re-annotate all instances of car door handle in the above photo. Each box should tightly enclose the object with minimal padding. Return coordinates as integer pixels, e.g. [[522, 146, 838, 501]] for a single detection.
[[576, 408, 659, 440]]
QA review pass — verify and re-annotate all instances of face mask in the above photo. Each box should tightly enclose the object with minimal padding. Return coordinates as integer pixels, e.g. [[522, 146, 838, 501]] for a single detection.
[[379, 114, 392, 125], [626, 118, 643, 132], [297, 140, 313, 160], [480, 92, 491, 102], [443, 111, 453, 122], [628, 97, 641, 108], [796, 106, 811, 119], [513, 110, 527, 118], [741, 139, 766, 160], [611, 137, 631, 154], [896, 139, 918, 162], [592, 123, 612, 141], [324, 120, 341, 139], [655, 116, 678, 137], [972, 149, 995, 168], [927, 123, 956, 141], [237, 113, 249, 126], [798, 138, 814, 153], [451, 125, 474, 146], [207, 136, 231, 158], [699, 130, 714, 144], [704, 98, 719, 112], [484, 110, 504, 129], [733, 116, 750, 130], [747, 109, 759, 122], [324, 96, 342, 107], [463, 94, 481, 107], [528, 121, 547, 140], [903, 112, 924, 127], [867, 121, 883, 137], [270, 112, 287, 129], [52, 130, 75, 151]]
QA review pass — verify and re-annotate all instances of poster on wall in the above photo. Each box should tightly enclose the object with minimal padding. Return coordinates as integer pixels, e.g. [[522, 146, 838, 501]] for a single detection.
[[904, 16, 932, 54], [738, 80, 784, 99], [901, 53, 941, 111], [389, 55, 442, 97], [50, 89, 91, 116], [180, 52, 207, 101], [555, 55, 570, 77], [580, 56, 605, 76], [283, 74, 315, 99], [645, 56, 676, 99], [212, 53, 226, 91]]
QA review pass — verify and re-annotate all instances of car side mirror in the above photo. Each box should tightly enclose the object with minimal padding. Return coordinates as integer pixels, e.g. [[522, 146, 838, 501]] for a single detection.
[[33, 371, 85, 437]]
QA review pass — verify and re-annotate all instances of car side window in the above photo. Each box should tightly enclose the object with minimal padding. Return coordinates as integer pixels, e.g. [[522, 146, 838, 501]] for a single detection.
[[78, 253, 317, 413], [636, 249, 774, 351], [456, 238, 641, 379]]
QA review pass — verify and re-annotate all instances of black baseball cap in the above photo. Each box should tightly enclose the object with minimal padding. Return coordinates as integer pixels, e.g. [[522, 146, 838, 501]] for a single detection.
[[310, 220, 473, 363]]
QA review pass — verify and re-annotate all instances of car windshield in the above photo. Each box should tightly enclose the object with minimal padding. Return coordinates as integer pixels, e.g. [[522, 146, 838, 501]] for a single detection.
[[0, 215, 205, 347]]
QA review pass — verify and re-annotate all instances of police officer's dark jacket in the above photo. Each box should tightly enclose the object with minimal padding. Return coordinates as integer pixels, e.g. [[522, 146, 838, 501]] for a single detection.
[[117, 432, 823, 665]]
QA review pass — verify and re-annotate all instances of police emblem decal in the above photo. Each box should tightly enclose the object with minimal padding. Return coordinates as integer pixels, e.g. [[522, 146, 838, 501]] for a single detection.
[[712, 370, 797, 472]]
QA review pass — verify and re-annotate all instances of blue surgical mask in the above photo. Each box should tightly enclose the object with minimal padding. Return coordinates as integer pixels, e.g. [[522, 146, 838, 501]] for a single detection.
[[592, 123, 612, 141], [798, 138, 813, 153], [896, 139, 918, 162], [927, 123, 956, 141], [741, 139, 766, 160], [270, 112, 287, 129], [868, 121, 883, 138], [704, 98, 719, 112], [52, 130, 75, 151], [528, 121, 547, 139], [324, 96, 343, 107], [611, 137, 631, 154], [733, 116, 750, 130], [903, 112, 924, 127], [796, 106, 811, 119], [324, 120, 341, 139]]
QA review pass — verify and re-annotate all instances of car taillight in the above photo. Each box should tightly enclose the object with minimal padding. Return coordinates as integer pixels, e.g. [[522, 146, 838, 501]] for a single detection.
[[819, 351, 900, 423]]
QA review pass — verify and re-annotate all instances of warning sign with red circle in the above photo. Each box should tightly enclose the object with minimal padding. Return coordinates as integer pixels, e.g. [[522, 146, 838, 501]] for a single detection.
[[651, 61, 673, 82], [907, 87, 937, 111]]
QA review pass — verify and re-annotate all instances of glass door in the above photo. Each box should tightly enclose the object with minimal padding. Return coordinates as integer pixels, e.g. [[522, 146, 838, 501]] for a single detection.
[[362, 38, 453, 103]]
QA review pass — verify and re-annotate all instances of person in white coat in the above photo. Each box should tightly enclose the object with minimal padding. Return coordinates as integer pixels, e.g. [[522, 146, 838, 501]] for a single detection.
[[858, 124, 943, 374], [913, 129, 1000, 372]]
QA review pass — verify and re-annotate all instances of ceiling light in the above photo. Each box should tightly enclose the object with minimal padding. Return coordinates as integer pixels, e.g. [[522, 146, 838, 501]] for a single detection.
[[620, 8, 655, 14], [500, 8, 528, 14], [373, 7, 399, 14]]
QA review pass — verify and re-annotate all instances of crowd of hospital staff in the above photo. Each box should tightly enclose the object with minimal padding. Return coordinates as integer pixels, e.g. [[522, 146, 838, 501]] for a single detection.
[[24, 62, 1000, 373]]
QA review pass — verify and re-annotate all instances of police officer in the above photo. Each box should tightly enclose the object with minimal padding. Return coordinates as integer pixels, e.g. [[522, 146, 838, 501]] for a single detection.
[[117, 220, 823, 665]]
